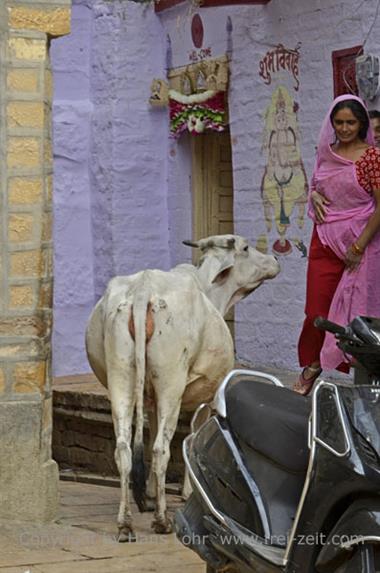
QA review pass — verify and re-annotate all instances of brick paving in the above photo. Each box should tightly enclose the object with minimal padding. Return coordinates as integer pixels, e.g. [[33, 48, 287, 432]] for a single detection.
[[0, 366, 348, 573]]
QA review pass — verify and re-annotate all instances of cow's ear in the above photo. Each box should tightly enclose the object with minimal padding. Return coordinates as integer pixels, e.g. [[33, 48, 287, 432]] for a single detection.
[[211, 255, 234, 284]]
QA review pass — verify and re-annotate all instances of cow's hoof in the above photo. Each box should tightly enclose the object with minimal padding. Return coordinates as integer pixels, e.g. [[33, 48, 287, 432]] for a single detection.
[[151, 516, 173, 534], [117, 527, 136, 543]]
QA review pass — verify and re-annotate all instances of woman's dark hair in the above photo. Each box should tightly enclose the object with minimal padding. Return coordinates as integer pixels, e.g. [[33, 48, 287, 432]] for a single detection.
[[330, 99, 369, 141], [369, 109, 380, 120]]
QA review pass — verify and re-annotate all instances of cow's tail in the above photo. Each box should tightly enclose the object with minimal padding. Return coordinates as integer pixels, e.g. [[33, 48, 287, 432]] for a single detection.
[[131, 285, 150, 512]]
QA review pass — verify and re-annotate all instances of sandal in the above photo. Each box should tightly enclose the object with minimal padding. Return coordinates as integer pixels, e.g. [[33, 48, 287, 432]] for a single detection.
[[293, 366, 322, 396]]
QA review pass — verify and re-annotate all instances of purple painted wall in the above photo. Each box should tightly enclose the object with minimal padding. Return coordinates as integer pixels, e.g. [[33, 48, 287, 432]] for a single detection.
[[52, 3, 94, 375], [52, 0, 169, 375], [52, 0, 380, 375], [158, 0, 380, 371]]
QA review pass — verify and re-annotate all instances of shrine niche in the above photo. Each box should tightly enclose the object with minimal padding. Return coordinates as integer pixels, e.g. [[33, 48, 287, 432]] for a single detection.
[[149, 56, 229, 138]]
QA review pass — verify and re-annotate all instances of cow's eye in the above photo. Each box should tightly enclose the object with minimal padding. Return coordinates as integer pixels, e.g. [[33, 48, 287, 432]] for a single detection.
[[243, 245, 249, 252]]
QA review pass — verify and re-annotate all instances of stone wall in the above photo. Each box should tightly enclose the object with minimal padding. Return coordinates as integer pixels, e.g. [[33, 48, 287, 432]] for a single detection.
[[0, 0, 71, 522]]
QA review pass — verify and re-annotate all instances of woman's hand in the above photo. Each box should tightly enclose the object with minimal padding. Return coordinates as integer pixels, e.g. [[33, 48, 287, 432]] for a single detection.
[[345, 246, 363, 272], [311, 191, 330, 223]]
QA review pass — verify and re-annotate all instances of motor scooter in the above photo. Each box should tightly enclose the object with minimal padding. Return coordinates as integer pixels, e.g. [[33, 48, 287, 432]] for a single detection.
[[175, 316, 380, 572]]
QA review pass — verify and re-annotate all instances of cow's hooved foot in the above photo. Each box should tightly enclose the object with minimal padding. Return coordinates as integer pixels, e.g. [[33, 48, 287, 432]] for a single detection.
[[117, 527, 136, 543], [151, 516, 173, 534], [145, 496, 155, 512]]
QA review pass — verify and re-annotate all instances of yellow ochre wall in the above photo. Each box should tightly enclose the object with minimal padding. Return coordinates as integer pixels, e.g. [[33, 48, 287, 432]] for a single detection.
[[0, 0, 71, 521]]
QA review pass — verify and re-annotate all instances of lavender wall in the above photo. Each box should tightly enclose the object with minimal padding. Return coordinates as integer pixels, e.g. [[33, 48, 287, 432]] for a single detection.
[[158, 0, 380, 371], [52, 3, 94, 376], [52, 0, 169, 375], [52, 0, 380, 376]]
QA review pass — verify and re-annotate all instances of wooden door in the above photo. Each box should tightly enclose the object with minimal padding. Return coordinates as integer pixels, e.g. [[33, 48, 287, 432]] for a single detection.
[[191, 129, 235, 337]]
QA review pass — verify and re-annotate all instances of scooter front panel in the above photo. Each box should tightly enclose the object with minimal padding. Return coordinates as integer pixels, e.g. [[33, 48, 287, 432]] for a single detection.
[[189, 416, 268, 538]]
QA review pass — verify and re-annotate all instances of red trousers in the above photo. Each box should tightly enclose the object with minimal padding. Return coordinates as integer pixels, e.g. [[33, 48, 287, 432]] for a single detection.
[[298, 227, 349, 372]]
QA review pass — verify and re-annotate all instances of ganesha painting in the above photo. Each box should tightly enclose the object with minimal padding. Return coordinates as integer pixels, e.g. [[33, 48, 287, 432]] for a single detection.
[[261, 86, 308, 256]]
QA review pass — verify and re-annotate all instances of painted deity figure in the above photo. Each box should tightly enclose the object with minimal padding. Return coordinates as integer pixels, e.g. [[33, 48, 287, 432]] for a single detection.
[[261, 86, 308, 255]]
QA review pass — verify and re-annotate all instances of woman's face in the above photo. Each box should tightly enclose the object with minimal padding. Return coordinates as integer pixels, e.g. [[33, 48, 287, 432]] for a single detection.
[[332, 107, 362, 144]]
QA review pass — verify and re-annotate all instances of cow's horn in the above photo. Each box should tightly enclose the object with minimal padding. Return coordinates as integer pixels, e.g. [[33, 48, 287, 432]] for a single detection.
[[183, 240, 199, 248]]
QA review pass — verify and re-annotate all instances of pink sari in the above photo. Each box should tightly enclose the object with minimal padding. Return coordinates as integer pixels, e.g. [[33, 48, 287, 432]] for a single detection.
[[309, 95, 380, 370]]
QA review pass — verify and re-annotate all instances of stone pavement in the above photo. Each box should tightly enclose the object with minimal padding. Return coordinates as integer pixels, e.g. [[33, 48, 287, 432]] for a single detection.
[[0, 480, 204, 573], [1, 366, 350, 573]]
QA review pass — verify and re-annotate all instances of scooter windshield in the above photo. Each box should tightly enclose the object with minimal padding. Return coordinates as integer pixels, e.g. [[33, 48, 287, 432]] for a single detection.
[[340, 386, 380, 457]]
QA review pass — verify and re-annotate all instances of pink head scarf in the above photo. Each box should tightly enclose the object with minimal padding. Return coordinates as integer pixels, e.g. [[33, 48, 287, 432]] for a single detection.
[[310, 95, 376, 220], [315, 94, 375, 165]]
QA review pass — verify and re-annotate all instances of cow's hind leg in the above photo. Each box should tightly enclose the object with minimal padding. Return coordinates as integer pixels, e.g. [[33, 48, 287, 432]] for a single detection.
[[145, 407, 157, 512], [150, 375, 186, 534], [108, 375, 136, 542]]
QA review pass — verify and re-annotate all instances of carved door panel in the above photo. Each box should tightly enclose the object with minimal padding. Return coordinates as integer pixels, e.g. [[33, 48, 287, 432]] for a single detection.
[[192, 129, 235, 338]]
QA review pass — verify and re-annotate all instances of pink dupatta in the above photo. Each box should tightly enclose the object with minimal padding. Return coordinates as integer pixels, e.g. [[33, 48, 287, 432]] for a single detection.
[[309, 95, 380, 369]]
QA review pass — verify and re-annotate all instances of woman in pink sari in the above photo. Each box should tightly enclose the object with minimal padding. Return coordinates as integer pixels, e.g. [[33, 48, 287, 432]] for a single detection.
[[294, 94, 380, 395]]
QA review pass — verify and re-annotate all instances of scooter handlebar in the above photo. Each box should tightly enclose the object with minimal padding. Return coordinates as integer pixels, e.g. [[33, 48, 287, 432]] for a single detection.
[[314, 317, 348, 336]]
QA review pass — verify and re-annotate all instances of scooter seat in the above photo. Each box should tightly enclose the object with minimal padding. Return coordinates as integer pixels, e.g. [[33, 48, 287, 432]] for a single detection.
[[226, 380, 311, 473]]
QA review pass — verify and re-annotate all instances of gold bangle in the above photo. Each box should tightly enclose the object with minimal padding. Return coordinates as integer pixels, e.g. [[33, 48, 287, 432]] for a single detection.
[[351, 242, 364, 255]]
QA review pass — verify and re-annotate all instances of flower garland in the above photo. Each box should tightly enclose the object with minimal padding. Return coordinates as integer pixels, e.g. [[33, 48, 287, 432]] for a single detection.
[[169, 89, 226, 138]]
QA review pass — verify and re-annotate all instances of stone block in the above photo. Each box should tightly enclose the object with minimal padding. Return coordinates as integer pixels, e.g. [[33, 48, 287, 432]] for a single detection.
[[10, 249, 42, 277], [9, 284, 35, 308], [44, 138, 53, 166], [7, 69, 39, 93], [0, 340, 42, 360], [61, 429, 75, 447], [8, 6, 71, 37], [7, 137, 40, 169], [0, 368, 5, 394], [8, 177, 43, 204], [46, 174, 52, 203], [8, 37, 46, 61], [45, 68, 53, 99], [42, 396, 53, 430], [8, 213, 34, 242], [43, 247, 53, 277], [42, 212, 52, 241], [0, 315, 48, 337], [0, 400, 58, 521], [12, 360, 46, 393], [37, 281, 52, 308], [7, 101, 44, 129]]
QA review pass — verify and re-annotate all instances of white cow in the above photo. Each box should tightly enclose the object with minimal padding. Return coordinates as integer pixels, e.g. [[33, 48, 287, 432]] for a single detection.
[[85, 234, 280, 541]]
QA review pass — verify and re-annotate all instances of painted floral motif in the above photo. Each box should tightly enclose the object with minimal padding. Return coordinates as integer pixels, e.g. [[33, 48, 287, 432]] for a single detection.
[[355, 146, 380, 192]]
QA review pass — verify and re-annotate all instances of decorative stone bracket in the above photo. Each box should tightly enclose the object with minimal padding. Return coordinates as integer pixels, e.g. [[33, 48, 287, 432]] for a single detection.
[[150, 56, 229, 138]]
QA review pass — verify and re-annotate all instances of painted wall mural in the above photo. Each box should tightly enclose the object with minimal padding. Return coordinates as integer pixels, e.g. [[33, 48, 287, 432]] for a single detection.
[[260, 86, 308, 256]]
